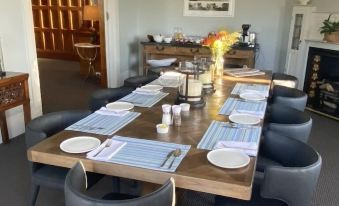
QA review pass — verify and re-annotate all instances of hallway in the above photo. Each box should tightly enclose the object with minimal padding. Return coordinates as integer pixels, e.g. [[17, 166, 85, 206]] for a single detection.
[[38, 58, 102, 113]]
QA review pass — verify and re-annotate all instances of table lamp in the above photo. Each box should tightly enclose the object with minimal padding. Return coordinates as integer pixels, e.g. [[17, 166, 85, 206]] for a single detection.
[[83, 4, 99, 43]]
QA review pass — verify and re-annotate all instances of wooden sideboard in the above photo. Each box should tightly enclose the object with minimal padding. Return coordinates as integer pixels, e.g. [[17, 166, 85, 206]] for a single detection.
[[0, 73, 31, 144], [141, 42, 257, 75]]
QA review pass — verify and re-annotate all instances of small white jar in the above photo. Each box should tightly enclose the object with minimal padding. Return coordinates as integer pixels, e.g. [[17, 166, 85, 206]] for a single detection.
[[156, 124, 169, 134]]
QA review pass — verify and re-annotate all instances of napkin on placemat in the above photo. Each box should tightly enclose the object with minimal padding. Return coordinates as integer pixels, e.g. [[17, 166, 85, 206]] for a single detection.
[[231, 83, 270, 97], [197, 121, 262, 152], [219, 98, 267, 119], [95, 107, 129, 117], [230, 106, 265, 119], [214, 141, 258, 156], [87, 139, 126, 161], [133, 88, 160, 96]]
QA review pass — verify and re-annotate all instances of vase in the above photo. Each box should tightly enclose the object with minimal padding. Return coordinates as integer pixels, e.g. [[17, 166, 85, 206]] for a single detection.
[[212, 52, 224, 77], [323, 32, 339, 43]]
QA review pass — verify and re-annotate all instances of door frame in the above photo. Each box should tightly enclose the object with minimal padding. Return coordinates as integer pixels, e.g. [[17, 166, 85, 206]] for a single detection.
[[103, 0, 120, 88]]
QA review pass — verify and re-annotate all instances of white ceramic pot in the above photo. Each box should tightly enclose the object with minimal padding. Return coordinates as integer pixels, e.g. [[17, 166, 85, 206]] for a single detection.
[[298, 0, 310, 5], [153, 35, 164, 43]]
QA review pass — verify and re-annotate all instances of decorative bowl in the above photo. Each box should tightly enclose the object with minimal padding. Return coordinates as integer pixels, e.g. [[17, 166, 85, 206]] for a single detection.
[[164, 37, 173, 43], [147, 58, 177, 67], [153, 34, 164, 43]]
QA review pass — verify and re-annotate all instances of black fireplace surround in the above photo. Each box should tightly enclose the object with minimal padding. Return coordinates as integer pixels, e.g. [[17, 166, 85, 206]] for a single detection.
[[304, 47, 339, 119]]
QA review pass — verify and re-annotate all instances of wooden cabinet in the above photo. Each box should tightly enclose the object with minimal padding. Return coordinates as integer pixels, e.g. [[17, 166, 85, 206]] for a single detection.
[[0, 73, 31, 144], [141, 42, 256, 75]]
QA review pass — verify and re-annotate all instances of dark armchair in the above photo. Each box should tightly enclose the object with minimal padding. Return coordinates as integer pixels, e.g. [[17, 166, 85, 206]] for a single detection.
[[65, 161, 175, 206], [266, 103, 312, 143], [272, 85, 308, 111], [215, 130, 322, 206], [25, 110, 102, 206]]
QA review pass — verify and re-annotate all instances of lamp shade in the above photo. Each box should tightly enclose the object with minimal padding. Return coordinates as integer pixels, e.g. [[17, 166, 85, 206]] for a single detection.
[[83, 5, 99, 21]]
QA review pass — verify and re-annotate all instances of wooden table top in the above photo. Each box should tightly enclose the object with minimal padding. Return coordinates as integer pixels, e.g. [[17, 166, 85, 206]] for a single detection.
[[27, 73, 272, 200]]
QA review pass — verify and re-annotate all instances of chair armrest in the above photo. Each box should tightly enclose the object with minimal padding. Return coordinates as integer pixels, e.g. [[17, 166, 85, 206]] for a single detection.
[[25, 110, 91, 149]]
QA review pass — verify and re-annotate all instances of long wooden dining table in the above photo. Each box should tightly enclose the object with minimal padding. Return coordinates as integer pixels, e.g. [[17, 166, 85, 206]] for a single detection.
[[27, 73, 272, 201]]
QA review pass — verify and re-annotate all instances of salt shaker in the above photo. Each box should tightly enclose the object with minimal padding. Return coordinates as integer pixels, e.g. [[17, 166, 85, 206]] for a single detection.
[[172, 105, 182, 126], [162, 104, 172, 125]]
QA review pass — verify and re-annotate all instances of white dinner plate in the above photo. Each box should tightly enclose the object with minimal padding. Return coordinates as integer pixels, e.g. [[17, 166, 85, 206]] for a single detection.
[[60, 136, 101, 154], [239, 91, 266, 101], [141, 85, 163, 91], [229, 113, 261, 125], [106, 102, 134, 111], [207, 148, 250, 169]]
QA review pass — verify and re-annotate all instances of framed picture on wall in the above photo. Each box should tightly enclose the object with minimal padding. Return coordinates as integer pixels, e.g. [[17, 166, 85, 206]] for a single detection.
[[183, 0, 235, 17]]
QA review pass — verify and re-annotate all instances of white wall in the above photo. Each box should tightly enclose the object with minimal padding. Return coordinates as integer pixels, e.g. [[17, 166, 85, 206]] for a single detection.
[[310, 0, 339, 13], [117, 0, 293, 82], [0, 0, 42, 143]]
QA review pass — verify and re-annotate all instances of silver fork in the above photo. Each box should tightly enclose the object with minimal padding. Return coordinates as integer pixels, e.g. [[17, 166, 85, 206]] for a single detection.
[[93, 139, 112, 157]]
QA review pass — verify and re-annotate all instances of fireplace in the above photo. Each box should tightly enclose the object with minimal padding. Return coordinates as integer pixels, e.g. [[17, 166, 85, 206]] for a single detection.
[[304, 47, 339, 120]]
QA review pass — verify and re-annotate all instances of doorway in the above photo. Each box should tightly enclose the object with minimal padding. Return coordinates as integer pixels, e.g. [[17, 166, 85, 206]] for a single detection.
[[31, 0, 107, 113]]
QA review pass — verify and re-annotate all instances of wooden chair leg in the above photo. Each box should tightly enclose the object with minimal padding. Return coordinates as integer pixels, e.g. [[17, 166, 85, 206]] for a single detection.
[[29, 184, 40, 206], [0, 111, 9, 144]]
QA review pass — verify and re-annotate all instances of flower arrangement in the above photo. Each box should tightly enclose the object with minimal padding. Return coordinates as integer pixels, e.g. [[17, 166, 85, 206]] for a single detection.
[[203, 30, 240, 75]]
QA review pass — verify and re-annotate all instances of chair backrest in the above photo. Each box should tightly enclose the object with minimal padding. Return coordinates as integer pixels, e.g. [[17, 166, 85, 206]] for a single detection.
[[272, 73, 298, 89], [88, 87, 134, 112], [272, 85, 307, 111], [267, 104, 312, 143], [260, 131, 322, 206], [65, 162, 175, 206]]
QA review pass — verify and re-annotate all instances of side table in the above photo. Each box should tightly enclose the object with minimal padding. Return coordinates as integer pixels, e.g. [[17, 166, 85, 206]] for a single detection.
[[74, 43, 100, 80], [0, 72, 31, 144]]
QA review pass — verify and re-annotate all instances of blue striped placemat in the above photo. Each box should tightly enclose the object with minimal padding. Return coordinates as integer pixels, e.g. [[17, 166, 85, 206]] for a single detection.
[[66, 112, 141, 135], [231, 83, 270, 97], [197, 121, 261, 150], [105, 136, 191, 172], [119, 92, 169, 107], [219, 97, 267, 118]]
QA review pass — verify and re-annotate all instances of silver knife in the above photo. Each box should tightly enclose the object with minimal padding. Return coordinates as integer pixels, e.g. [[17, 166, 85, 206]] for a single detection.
[[160, 150, 175, 167]]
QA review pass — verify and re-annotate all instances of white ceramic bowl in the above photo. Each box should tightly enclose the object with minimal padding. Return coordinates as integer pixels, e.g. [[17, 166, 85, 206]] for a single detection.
[[180, 103, 190, 112], [156, 124, 169, 134], [147, 58, 177, 67], [164, 37, 172, 43], [153, 35, 164, 43]]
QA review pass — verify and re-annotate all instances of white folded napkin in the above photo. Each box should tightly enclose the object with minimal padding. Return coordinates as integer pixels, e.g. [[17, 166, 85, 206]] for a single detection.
[[133, 88, 160, 95], [240, 89, 269, 98], [231, 109, 265, 119], [87, 139, 126, 161], [95, 107, 129, 117], [214, 141, 258, 157]]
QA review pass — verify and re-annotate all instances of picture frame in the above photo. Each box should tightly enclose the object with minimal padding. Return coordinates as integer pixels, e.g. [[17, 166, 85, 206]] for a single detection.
[[183, 0, 235, 18]]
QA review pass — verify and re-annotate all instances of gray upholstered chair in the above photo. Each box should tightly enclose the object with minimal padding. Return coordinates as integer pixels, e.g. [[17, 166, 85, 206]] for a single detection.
[[266, 103, 312, 143], [88, 87, 134, 112], [215, 130, 322, 206], [25, 110, 102, 206], [65, 161, 175, 206], [123, 75, 158, 88], [272, 85, 308, 111], [272, 73, 298, 89]]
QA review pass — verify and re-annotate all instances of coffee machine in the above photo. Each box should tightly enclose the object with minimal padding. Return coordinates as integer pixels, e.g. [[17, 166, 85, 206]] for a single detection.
[[241, 24, 256, 47]]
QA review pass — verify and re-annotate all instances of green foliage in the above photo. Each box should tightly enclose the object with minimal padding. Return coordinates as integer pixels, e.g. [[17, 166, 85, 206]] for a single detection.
[[320, 14, 339, 34]]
